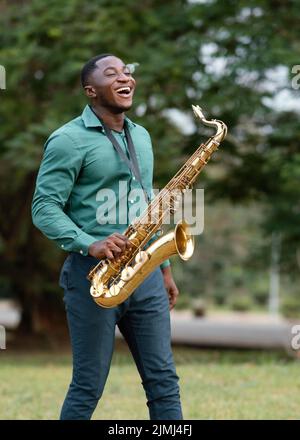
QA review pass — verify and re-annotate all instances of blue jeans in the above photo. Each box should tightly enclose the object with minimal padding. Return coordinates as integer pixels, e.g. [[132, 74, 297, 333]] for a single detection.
[[59, 252, 182, 420]]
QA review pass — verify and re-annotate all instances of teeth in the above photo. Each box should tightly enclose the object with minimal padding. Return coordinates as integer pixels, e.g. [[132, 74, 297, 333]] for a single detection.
[[116, 87, 131, 93]]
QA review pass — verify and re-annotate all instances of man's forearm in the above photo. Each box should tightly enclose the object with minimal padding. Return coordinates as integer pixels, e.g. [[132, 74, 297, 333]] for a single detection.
[[161, 264, 172, 278], [32, 201, 96, 255]]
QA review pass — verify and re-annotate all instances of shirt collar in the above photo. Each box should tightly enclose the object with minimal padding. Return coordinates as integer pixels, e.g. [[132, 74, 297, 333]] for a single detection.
[[81, 105, 136, 130]]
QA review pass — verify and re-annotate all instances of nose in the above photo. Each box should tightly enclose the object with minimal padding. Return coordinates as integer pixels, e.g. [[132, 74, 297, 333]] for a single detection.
[[117, 71, 130, 81]]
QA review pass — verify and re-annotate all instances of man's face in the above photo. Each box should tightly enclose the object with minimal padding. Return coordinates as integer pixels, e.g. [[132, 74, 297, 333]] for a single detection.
[[85, 56, 136, 112]]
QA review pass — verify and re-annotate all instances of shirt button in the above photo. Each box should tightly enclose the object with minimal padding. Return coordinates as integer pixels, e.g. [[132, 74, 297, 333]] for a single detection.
[[61, 244, 64, 249], [80, 250, 83, 255], [132, 176, 136, 181], [130, 200, 134, 204]]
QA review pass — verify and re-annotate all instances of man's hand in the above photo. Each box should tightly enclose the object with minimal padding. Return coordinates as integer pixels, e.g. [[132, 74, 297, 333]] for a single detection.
[[88, 233, 131, 260], [161, 265, 179, 310]]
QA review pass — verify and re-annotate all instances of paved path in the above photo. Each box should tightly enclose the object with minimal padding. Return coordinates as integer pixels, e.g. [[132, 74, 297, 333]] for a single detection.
[[1, 300, 299, 350], [168, 311, 297, 350], [116, 310, 299, 350]]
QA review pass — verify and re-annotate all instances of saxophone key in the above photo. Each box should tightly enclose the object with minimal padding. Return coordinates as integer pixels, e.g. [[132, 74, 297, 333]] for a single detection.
[[109, 284, 120, 297], [104, 290, 112, 298], [135, 250, 148, 264], [90, 283, 104, 298], [121, 266, 135, 281]]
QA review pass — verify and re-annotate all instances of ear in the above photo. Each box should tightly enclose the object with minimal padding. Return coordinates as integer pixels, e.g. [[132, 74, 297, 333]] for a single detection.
[[84, 85, 97, 99]]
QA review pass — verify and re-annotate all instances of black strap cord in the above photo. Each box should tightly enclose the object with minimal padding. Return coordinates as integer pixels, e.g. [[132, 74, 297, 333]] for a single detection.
[[90, 106, 150, 204]]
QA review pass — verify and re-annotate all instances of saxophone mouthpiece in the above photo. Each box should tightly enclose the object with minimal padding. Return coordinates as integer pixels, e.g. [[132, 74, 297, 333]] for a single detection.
[[192, 104, 205, 121]]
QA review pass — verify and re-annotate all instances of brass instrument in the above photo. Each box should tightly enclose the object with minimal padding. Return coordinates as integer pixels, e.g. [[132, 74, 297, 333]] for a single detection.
[[88, 105, 227, 308]]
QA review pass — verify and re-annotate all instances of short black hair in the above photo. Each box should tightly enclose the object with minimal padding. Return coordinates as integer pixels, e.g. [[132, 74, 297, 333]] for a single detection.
[[81, 53, 114, 87]]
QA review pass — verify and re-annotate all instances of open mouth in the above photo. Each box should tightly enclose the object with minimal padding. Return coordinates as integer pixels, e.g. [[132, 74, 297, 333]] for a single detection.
[[115, 86, 132, 98]]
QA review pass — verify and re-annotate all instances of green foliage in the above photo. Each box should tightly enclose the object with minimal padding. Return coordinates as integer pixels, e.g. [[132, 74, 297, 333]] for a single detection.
[[228, 294, 253, 312], [172, 201, 269, 308], [252, 288, 269, 307], [281, 295, 300, 319]]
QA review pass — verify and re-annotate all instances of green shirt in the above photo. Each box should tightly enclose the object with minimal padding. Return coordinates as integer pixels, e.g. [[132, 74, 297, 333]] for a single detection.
[[32, 104, 170, 268]]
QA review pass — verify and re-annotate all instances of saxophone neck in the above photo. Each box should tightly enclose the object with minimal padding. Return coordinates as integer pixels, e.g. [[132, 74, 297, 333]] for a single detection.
[[192, 104, 227, 144]]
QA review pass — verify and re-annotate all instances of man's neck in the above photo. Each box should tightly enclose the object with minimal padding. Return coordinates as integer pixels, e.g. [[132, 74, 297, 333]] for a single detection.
[[91, 104, 125, 132]]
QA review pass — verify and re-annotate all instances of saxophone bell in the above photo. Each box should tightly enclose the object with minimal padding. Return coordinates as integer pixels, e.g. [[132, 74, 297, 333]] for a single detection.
[[92, 220, 194, 308], [173, 219, 194, 261]]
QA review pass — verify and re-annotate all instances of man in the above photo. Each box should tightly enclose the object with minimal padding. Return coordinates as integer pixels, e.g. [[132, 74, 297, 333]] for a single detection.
[[32, 53, 182, 420]]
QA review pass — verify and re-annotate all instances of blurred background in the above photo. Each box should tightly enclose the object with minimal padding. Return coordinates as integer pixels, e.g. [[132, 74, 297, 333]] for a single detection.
[[0, 0, 300, 419]]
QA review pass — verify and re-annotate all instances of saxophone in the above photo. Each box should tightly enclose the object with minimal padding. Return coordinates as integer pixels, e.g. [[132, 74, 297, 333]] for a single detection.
[[88, 105, 227, 308]]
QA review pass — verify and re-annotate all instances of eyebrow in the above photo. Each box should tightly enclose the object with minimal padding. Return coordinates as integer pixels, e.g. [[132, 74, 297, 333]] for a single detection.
[[103, 65, 128, 72]]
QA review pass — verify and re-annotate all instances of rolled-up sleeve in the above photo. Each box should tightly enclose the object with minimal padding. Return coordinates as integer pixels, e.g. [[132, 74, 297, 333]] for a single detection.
[[31, 132, 96, 255]]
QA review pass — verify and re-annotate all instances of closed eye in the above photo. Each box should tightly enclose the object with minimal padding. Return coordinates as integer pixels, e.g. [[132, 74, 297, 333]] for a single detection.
[[105, 70, 132, 77]]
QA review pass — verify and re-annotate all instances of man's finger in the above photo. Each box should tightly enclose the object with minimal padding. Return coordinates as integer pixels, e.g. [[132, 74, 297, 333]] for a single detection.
[[110, 236, 127, 251], [105, 249, 115, 260]]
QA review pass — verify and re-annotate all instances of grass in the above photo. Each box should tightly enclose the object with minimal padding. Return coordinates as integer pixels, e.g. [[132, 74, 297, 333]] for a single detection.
[[0, 342, 299, 420]]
